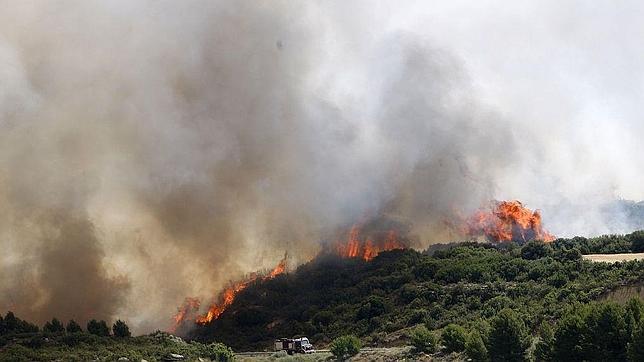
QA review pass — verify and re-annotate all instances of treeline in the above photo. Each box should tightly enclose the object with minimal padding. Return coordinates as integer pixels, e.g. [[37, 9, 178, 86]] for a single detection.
[[193, 231, 644, 352], [406, 299, 644, 361], [0, 311, 130, 338], [0, 311, 234, 361]]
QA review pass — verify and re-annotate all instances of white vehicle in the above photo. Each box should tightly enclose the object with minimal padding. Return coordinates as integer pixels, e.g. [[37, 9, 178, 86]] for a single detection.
[[274, 337, 316, 355]]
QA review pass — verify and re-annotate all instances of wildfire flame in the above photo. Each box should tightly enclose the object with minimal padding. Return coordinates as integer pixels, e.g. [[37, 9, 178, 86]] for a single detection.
[[170, 254, 287, 331], [464, 200, 555, 243], [333, 222, 407, 261]]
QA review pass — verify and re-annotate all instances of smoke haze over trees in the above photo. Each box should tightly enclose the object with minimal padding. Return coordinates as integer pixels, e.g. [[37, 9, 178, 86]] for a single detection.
[[1, 1, 644, 332]]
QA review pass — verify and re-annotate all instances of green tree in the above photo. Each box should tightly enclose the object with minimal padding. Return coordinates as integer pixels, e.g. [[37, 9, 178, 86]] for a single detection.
[[442, 323, 467, 352], [487, 309, 529, 362], [43, 318, 65, 333], [410, 325, 439, 354], [3, 312, 18, 332], [583, 302, 628, 360], [112, 319, 131, 338], [330, 335, 361, 360], [629, 324, 644, 362], [553, 313, 584, 360], [86, 319, 110, 336], [66, 320, 82, 333], [465, 330, 489, 362], [629, 230, 644, 252], [521, 241, 552, 260], [534, 321, 554, 361]]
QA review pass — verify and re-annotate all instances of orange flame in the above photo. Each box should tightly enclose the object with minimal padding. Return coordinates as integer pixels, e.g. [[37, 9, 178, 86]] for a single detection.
[[170, 254, 287, 330], [333, 223, 407, 261], [464, 200, 555, 243]]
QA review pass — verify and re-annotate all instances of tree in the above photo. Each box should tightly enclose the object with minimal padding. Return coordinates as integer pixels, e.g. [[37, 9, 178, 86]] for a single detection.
[[410, 325, 439, 354], [442, 324, 467, 353], [534, 321, 554, 361], [521, 241, 552, 260], [553, 313, 584, 360], [87, 319, 110, 336], [487, 309, 529, 362], [66, 320, 82, 333], [4, 312, 18, 332], [629, 324, 644, 362], [112, 319, 131, 338], [43, 318, 65, 333], [629, 230, 644, 252], [330, 335, 361, 360], [465, 330, 489, 362]]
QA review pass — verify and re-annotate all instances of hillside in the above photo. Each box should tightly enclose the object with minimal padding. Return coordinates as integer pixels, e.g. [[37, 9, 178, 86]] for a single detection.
[[190, 231, 644, 352]]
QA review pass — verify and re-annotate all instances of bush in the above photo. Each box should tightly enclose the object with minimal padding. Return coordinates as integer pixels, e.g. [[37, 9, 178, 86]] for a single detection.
[[629, 324, 644, 362], [534, 321, 554, 361], [442, 323, 467, 352], [199, 342, 235, 362], [410, 325, 439, 354], [487, 309, 529, 361], [465, 330, 489, 362], [330, 335, 361, 360], [112, 320, 131, 338], [87, 319, 110, 336]]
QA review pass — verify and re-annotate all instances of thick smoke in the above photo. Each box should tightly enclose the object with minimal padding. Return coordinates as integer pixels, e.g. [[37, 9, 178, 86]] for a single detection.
[[1, 1, 642, 332]]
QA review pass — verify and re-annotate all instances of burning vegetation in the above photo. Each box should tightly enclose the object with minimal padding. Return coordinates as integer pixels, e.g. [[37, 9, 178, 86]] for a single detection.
[[171, 204, 553, 333], [332, 225, 407, 261], [463, 200, 555, 243], [329, 218, 409, 261], [170, 254, 287, 332]]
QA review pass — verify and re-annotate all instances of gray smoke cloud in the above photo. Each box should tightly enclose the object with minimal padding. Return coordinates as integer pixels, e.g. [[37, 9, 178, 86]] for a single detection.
[[1, 1, 642, 333]]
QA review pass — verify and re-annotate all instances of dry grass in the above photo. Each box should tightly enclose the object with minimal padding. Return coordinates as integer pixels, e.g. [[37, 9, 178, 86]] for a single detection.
[[582, 253, 644, 263]]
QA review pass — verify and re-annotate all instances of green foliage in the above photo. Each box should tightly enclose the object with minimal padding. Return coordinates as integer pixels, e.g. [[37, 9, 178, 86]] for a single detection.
[[629, 324, 644, 362], [0, 311, 39, 335], [66, 319, 82, 333], [553, 302, 629, 361], [112, 319, 131, 338], [0, 328, 235, 361], [487, 309, 529, 362], [442, 323, 467, 352], [628, 231, 644, 252], [86, 319, 110, 336], [410, 325, 439, 354], [465, 330, 489, 362], [521, 241, 552, 260], [534, 321, 554, 361], [330, 335, 361, 360], [43, 318, 64, 334]]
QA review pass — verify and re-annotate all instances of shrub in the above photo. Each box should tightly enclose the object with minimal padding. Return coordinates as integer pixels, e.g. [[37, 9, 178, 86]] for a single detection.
[[330, 335, 361, 360], [629, 324, 644, 362], [410, 325, 439, 354], [442, 323, 467, 352], [465, 330, 488, 362], [487, 309, 529, 361], [534, 321, 554, 361], [112, 320, 131, 338], [201, 342, 235, 362]]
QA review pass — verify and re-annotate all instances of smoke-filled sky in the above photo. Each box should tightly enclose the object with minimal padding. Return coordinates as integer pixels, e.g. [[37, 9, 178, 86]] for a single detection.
[[1, 1, 643, 333]]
